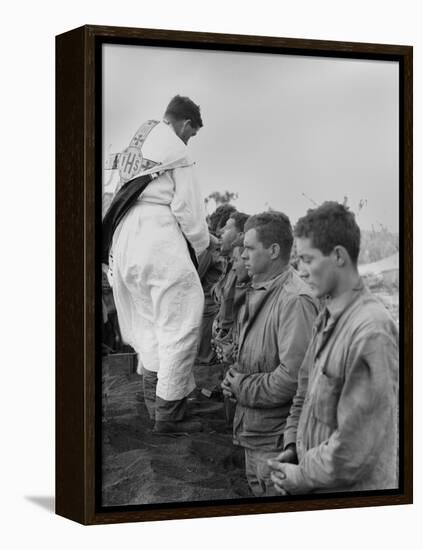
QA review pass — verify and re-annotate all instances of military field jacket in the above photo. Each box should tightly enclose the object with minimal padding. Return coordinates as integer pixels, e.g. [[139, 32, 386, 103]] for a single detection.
[[231, 268, 318, 451], [282, 280, 399, 493]]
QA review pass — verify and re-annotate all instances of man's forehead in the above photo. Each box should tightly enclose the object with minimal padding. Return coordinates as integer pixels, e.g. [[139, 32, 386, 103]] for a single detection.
[[295, 236, 316, 254], [244, 228, 259, 245]]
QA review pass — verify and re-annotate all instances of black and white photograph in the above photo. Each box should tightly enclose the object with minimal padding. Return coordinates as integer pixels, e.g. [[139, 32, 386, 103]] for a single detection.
[[3, 0, 422, 544], [100, 41, 401, 508]]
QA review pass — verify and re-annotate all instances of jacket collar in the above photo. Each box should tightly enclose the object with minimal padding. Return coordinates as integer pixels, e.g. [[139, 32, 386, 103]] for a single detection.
[[320, 277, 365, 332], [251, 266, 291, 291]]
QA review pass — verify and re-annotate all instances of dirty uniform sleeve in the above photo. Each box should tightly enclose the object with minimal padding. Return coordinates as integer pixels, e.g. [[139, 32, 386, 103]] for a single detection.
[[281, 324, 399, 494], [170, 165, 210, 256], [231, 295, 317, 408], [283, 345, 313, 448]]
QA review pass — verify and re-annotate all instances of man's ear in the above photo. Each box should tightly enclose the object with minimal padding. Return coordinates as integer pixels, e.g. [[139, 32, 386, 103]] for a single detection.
[[332, 245, 350, 266], [269, 243, 281, 260]]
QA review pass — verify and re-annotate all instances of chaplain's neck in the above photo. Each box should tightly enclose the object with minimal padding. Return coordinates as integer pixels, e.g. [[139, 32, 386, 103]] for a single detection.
[[163, 115, 178, 132]]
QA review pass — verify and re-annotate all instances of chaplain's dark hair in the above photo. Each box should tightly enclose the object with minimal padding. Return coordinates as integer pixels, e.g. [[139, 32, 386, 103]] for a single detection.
[[294, 201, 361, 264], [244, 211, 293, 262], [164, 95, 203, 128], [230, 211, 249, 233], [209, 204, 237, 235]]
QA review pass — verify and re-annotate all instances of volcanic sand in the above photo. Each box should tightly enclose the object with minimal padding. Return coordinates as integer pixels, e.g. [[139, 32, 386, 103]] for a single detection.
[[102, 358, 252, 506]]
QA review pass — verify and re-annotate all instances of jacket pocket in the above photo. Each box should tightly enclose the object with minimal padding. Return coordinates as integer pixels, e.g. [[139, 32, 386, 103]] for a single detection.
[[311, 372, 343, 429]]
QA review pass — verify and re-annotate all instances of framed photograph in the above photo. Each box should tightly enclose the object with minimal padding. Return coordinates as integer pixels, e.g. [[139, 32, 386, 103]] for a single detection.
[[56, 25, 412, 525]]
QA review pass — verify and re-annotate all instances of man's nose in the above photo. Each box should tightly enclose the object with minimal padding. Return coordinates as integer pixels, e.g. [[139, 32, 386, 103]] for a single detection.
[[298, 260, 309, 280]]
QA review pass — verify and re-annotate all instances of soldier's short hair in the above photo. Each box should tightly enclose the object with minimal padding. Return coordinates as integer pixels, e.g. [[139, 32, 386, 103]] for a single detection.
[[230, 212, 249, 233], [295, 201, 361, 264], [244, 211, 293, 262], [209, 204, 237, 235]]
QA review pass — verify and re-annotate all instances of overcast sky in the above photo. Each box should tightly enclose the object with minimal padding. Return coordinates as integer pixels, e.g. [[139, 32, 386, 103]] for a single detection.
[[103, 44, 399, 232]]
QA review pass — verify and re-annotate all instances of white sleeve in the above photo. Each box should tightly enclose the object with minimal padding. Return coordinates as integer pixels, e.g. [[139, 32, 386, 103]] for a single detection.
[[170, 165, 210, 256]]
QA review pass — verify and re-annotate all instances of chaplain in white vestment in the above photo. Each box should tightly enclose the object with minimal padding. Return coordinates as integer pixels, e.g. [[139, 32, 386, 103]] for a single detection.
[[110, 96, 210, 433]]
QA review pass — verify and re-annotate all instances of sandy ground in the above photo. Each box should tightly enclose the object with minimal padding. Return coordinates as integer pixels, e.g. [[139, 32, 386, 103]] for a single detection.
[[101, 358, 252, 506]]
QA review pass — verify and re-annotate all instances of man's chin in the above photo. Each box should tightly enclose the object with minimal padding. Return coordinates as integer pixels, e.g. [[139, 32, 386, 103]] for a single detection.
[[308, 283, 324, 298]]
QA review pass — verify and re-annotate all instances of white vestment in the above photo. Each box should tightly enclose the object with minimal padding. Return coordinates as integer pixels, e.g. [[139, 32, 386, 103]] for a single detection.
[[111, 121, 209, 401]]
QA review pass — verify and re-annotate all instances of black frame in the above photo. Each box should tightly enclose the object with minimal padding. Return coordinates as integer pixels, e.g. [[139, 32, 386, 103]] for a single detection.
[[56, 25, 413, 525]]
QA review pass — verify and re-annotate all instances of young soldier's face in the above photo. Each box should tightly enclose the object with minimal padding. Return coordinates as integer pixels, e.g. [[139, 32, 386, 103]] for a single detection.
[[242, 228, 272, 278], [221, 218, 239, 254], [232, 246, 249, 283], [295, 236, 337, 298]]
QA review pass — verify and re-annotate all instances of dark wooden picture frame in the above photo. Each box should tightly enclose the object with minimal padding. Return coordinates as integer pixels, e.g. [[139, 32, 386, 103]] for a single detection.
[[56, 24, 412, 525]]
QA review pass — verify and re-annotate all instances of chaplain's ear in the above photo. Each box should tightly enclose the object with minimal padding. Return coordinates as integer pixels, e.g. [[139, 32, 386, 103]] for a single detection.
[[332, 245, 350, 267]]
